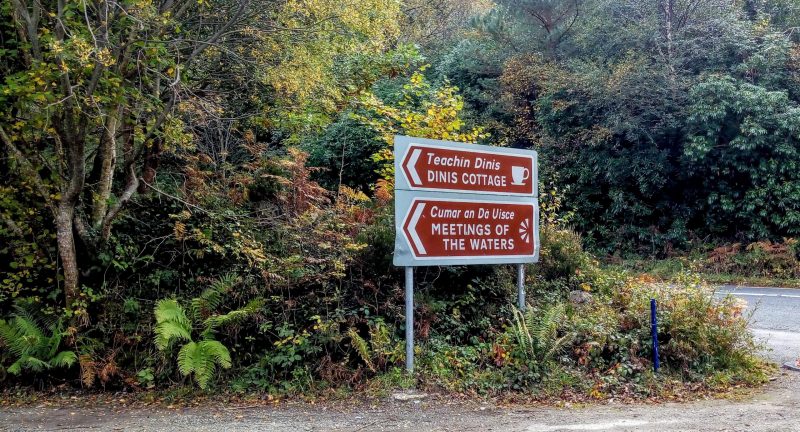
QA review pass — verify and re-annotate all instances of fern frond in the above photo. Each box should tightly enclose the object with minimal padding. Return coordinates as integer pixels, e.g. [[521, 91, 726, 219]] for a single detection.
[[348, 328, 375, 372], [154, 299, 191, 327], [512, 309, 531, 356], [177, 340, 231, 389], [511, 303, 573, 368], [154, 321, 192, 351], [7, 359, 22, 375], [191, 274, 239, 320], [80, 354, 96, 387], [0, 319, 25, 357], [12, 315, 46, 356], [202, 298, 264, 335], [177, 341, 200, 377], [19, 355, 50, 372], [47, 320, 68, 359], [543, 334, 574, 363], [1, 314, 78, 375], [12, 304, 53, 335], [369, 320, 392, 354], [193, 359, 215, 389], [198, 340, 231, 369], [210, 273, 238, 295], [154, 299, 193, 351], [50, 351, 78, 369]]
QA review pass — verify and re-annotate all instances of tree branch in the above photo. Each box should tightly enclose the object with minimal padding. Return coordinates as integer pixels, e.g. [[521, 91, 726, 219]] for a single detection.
[[10, 0, 42, 60], [100, 162, 139, 241], [185, 0, 250, 65]]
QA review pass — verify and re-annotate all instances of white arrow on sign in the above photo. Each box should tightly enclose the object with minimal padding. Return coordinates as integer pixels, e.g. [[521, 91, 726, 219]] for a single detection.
[[406, 201, 426, 255], [406, 148, 422, 185]]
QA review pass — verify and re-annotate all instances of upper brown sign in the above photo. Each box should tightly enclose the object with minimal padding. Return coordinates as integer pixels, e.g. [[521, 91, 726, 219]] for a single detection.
[[399, 143, 536, 196]]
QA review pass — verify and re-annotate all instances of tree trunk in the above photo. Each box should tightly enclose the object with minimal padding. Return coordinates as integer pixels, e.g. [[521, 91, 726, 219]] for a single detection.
[[664, 0, 674, 64], [91, 108, 120, 228], [661, 0, 677, 84], [55, 200, 80, 320]]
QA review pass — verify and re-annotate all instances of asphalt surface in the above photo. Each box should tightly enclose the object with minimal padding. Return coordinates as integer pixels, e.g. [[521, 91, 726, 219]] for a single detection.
[[716, 285, 800, 365]]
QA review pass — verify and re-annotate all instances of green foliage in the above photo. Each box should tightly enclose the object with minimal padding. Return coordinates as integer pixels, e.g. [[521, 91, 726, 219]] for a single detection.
[[357, 68, 489, 183], [0, 309, 77, 376], [535, 227, 592, 281], [491, 0, 581, 56], [136, 368, 155, 389], [347, 320, 403, 373], [472, 0, 800, 253], [154, 275, 260, 389], [503, 304, 574, 386], [686, 74, 800, 239], [509, 304, 573, 367], [257, 0, 406, 139], [304, 115, 384, 191], [0, 184, 57, 312], [176, 340, 232, 390], [641, 275, 767, 381], [154, 300, 192, 352], [347, 328, 375, 371]]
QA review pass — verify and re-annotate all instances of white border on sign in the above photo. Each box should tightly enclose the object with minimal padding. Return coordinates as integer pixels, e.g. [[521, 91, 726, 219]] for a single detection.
[[400, 142, 537, 197], [401, 196, 538, 261]]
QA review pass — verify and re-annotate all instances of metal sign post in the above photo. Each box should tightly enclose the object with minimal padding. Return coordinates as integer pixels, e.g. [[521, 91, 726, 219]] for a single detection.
[[517, 264, 525, 311], [405, 267, 414, 373], [393, 135, 539, 374]]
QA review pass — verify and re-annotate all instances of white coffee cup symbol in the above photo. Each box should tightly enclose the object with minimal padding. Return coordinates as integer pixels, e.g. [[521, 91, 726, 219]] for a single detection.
[[511, 166, 530, 186]]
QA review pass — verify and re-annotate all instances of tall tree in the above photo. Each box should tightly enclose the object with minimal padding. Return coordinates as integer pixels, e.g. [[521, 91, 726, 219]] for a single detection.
[[494, 0, 582, 57], [0, 0, 402, 322]]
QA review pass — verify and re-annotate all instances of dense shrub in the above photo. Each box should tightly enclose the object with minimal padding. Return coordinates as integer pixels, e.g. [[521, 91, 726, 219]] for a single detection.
[[393, 230, 769, 396]]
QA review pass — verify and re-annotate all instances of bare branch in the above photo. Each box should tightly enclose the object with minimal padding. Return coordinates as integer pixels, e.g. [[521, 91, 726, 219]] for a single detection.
[[185, 0, 250, 65], [10, 0, 42, 61], [100, 162, 140, 241]]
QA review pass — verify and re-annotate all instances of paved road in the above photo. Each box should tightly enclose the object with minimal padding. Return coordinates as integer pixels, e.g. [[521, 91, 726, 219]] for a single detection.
[[716, 285, 800, 365]]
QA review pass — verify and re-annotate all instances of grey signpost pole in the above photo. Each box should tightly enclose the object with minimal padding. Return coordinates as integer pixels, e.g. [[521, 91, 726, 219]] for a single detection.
[[517, 264, 525, 311], [405, 266, 414, 373]]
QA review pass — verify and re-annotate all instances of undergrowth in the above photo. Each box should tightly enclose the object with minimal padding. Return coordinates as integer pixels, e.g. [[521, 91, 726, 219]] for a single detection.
[[616, 238, 800, 287], [0, 151, 771, 402]]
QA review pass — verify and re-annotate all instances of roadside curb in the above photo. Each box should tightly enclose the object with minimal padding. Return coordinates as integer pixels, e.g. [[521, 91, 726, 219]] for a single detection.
[[391, 391, 429, 402], [782, 362, 800, 372]]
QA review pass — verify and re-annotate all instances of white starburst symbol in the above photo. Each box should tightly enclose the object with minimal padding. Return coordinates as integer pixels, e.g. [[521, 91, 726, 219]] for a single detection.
[[519, 218, 531, 243]]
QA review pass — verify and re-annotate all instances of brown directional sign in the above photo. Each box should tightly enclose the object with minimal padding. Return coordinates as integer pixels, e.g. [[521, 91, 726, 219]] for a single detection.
[[393, 136, 539, 266], [400, 143, 535, 196], [401, 197, 536, 260]]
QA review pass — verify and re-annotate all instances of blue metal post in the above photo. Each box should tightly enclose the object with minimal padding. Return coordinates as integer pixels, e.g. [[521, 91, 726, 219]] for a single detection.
[[650, 298, 660, 372]]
